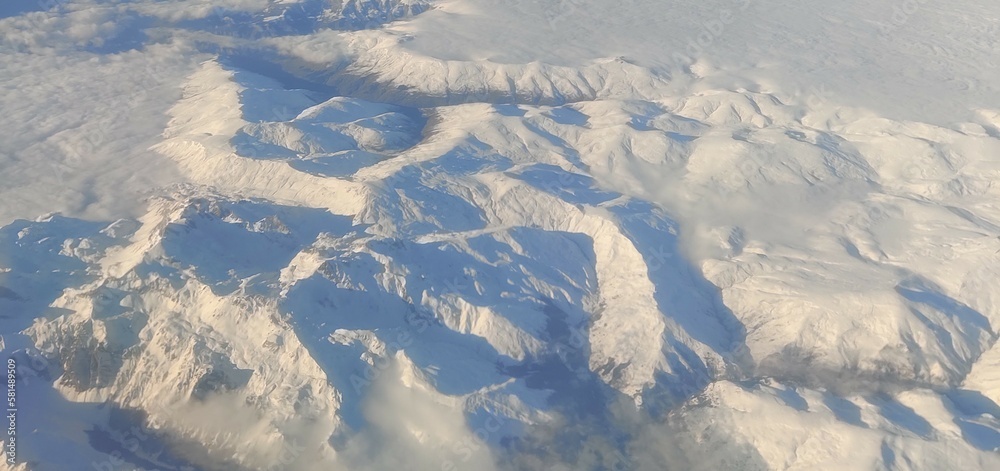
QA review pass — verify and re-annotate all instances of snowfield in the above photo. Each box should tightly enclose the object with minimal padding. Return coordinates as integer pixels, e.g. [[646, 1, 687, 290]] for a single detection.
[[2, 0, 1000, 470]]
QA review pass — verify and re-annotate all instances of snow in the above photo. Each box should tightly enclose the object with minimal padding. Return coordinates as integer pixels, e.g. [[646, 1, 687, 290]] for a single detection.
[[2, 0, 1000, 470]]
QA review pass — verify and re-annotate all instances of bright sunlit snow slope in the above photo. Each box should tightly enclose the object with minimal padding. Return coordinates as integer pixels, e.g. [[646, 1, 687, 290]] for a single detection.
[[2, 0, 1000, 470]]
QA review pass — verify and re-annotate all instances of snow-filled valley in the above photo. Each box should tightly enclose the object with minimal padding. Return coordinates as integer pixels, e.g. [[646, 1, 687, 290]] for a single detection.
[[2, 0, 1000, 469]]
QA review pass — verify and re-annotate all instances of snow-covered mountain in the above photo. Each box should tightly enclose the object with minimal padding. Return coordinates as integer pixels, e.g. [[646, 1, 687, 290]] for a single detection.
[[2, 1, 1000, 470]]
